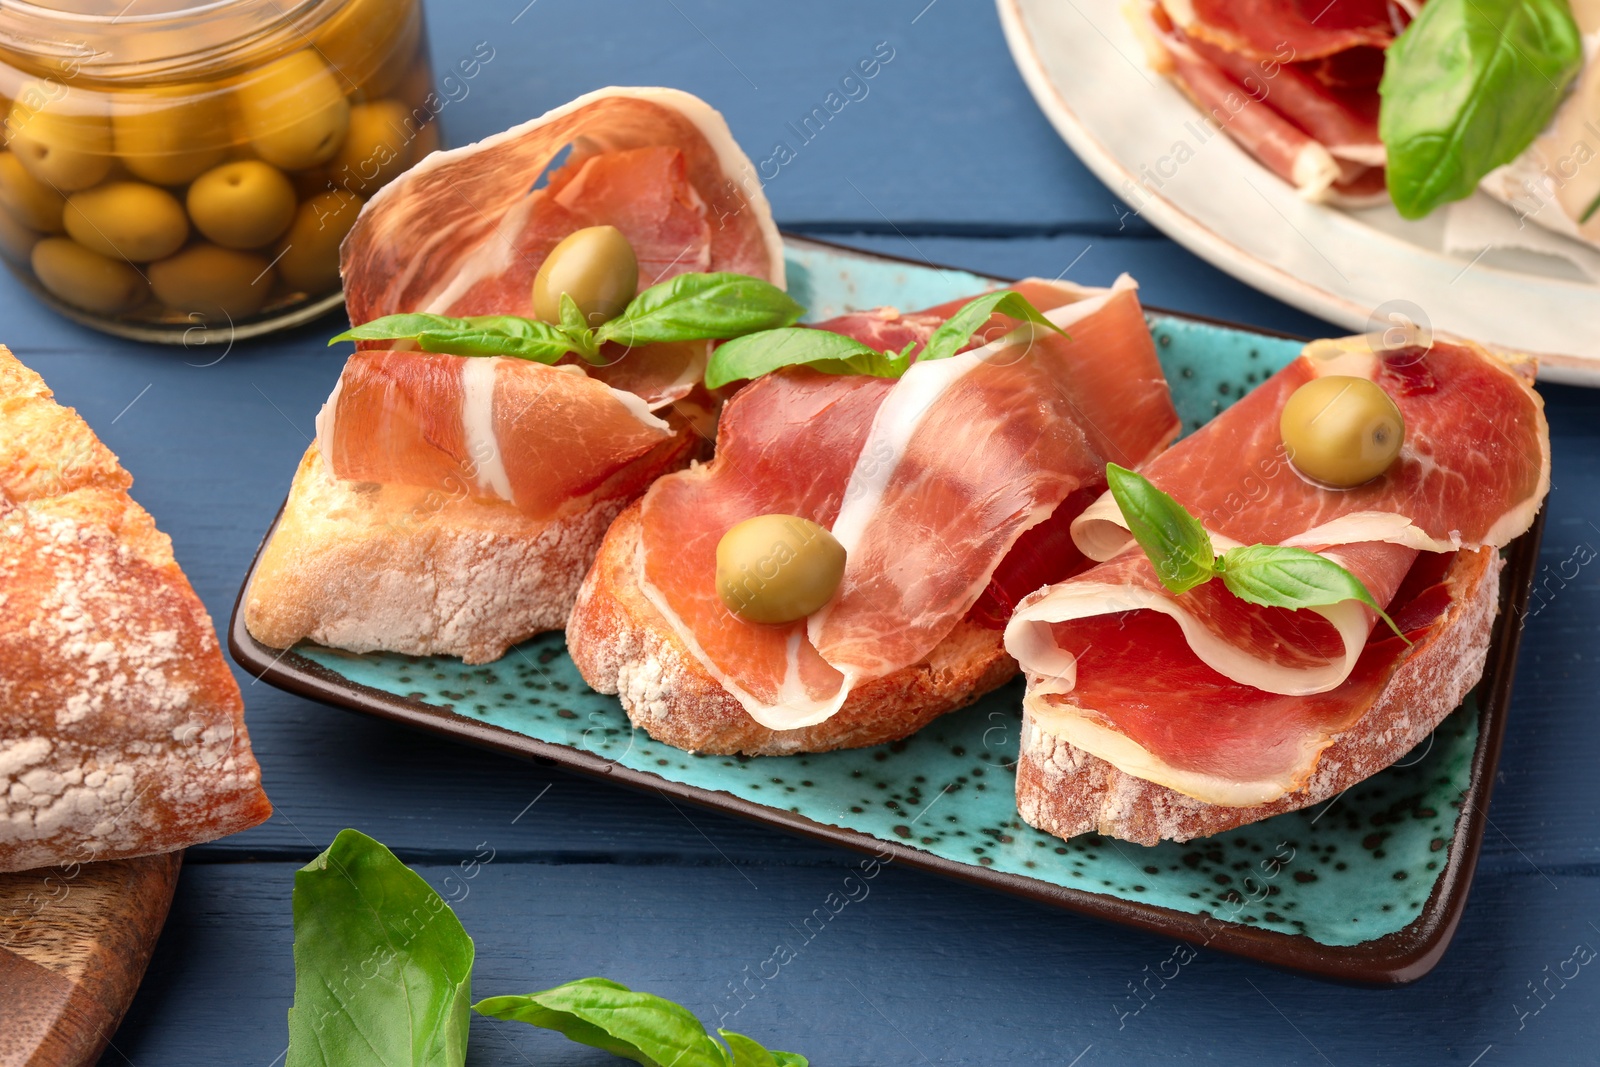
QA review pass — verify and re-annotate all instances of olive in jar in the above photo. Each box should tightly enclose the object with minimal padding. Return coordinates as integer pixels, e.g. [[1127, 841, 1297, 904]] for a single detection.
[[186, 161, 297, 250], [112, 85, 229, 186], [31, 237, 148, 314], [149, 244, 274, 320], [5, 86, 113, 192], [235, 51, 351, 171], [64, 182, 189, 263], [331, 100, 414, 193], [0, 151, 66, 233], [273, 189, 363, 293]]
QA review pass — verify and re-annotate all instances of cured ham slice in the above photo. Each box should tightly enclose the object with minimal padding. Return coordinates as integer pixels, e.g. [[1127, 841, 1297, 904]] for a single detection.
[[1024, 550, 1497, 809], [810, 279, 1178, 688], [315, 351, 674, 523], [638, 277, 1180, 732], [1138, 1, 1400, 200], [340, 87, 784, 408], [1162, 0, 1403, 61], [1005, 334, 1549, 806]]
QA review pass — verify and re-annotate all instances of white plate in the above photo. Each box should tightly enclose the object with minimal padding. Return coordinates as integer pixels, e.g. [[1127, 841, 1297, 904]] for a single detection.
[[997, 0, 1600, 385]]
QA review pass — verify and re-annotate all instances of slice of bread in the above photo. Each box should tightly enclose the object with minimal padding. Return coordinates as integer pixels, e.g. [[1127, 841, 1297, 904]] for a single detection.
[[569, 502, 1019, 755], [245, 428, 699, 665], [2, 347, 271, 872], [1015, 547, 1503, 846]]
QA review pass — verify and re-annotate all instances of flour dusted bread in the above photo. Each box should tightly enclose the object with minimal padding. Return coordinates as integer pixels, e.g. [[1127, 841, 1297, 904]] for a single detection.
[[1015, 547, 1503, 846], [568, 503, 1017, 755], [0, 348, 271, 874], [245, 431, 698, 665]]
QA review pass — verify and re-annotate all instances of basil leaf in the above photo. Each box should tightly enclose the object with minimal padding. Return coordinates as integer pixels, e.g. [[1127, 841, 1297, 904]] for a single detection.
[[705, 328, 912, 389], [720, 1030, 809, 1067], [475, 978, 746, 1067], [1218, 545, 1410, 644], [1379, 0, 1582, 219], [596, 272, 805, 348], [286, 829, 474, 1067], [919, 290, 1068, 363], [331, 313, 466, 343], [1104, 463, 1216, 595], [329, 313, 589, 364]]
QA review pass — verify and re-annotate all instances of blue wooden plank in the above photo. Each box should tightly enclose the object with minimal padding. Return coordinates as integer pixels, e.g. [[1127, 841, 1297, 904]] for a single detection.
[[105, 860, 1600, 1066], [421, 0, 1147, 235]]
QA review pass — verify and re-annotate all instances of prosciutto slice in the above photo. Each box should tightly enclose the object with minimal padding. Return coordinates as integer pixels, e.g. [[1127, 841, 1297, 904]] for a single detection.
[[1139, 1, 1404, 200], [1162, 0, 1403, 61], [1005, 335, 1549, 806], [315, 351, 674, 523], [340, 87, 784, 408], [638, 277, 1180, 731]]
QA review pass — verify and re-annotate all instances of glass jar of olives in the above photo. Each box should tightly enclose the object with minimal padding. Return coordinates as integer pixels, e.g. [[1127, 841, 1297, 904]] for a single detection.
[[0, 0, 441, 342]]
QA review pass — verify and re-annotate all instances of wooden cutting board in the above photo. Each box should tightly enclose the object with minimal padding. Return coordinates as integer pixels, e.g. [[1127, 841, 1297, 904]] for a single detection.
[[0, 852, 182, 1067]]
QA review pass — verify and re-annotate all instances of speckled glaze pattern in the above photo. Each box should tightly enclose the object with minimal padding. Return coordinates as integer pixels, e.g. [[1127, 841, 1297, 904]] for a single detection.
[[299, 243, 1481, 948]]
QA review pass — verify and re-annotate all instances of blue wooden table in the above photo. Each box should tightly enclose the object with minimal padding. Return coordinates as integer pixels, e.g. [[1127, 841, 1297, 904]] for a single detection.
[[12, 2, 1595, 1063]]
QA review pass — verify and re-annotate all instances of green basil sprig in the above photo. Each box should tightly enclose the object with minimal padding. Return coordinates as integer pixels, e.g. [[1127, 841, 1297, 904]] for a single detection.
[[1378, 0, 1582, 219], [285, 829, 809, 1067], [330, 272, 804, 365], [476, 979, 808, 1067], [1105, 464, 1410, 643], [286, 829, 474, 1067], [705, 289, 1067, 389]]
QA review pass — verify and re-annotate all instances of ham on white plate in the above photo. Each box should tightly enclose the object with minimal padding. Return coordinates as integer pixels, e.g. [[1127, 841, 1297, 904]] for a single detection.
[[1004, 334, 1550, 807], [635, 276, 1181, 732], [1131, 0, 1405, 202]]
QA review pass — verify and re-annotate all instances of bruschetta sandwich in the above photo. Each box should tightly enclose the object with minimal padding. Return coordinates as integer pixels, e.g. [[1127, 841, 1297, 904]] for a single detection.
[[568, 277, 1182, 754], [243, 88, 789, 664], [1004, 333, 1550, 844]]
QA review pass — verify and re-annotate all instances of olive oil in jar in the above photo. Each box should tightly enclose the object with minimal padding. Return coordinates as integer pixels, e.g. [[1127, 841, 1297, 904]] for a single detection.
[[0, 0, 441, 341]]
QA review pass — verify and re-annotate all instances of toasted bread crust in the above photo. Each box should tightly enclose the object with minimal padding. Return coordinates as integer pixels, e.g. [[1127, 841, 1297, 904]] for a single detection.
[[568, 501, 1018, 755], [1, 347, 271, 874], [245, 430, 699, 665], [1015, 547, 1503, 845]]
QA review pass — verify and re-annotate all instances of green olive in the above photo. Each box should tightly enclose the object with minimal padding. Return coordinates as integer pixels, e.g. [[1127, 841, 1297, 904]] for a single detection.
[[187, 161, 297, 249], [532, 225, 638, 326], [112, 85, 229, 186], [149, 244, 274, 320], [313, 0, 423, 99], [64, 182, 189, 262], [31, 237, 149, 315], [1280, 375, 1404, 488], [715, 514, 847, 625], [0, 151, 66, 233], [5, 86, 113, 191], [235, 51, 351, 170], [0, 203, 42, 262], [274, 189, 363, 293], [330, 100, 414, 193]]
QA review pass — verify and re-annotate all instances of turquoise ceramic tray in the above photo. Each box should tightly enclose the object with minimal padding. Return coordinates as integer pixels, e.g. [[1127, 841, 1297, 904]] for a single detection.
[[231, 236, 1540, 983]]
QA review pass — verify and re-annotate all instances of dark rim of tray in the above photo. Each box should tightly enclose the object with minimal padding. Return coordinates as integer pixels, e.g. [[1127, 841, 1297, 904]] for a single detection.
[[229, 233, 1545, 984]]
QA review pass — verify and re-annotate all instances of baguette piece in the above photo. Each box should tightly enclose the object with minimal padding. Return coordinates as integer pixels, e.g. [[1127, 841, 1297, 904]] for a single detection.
[[1, 348, 271, 874], [1015, 547, 1503, 846], [569, 502, 1018, 755], [245, 428, 699, 665]]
